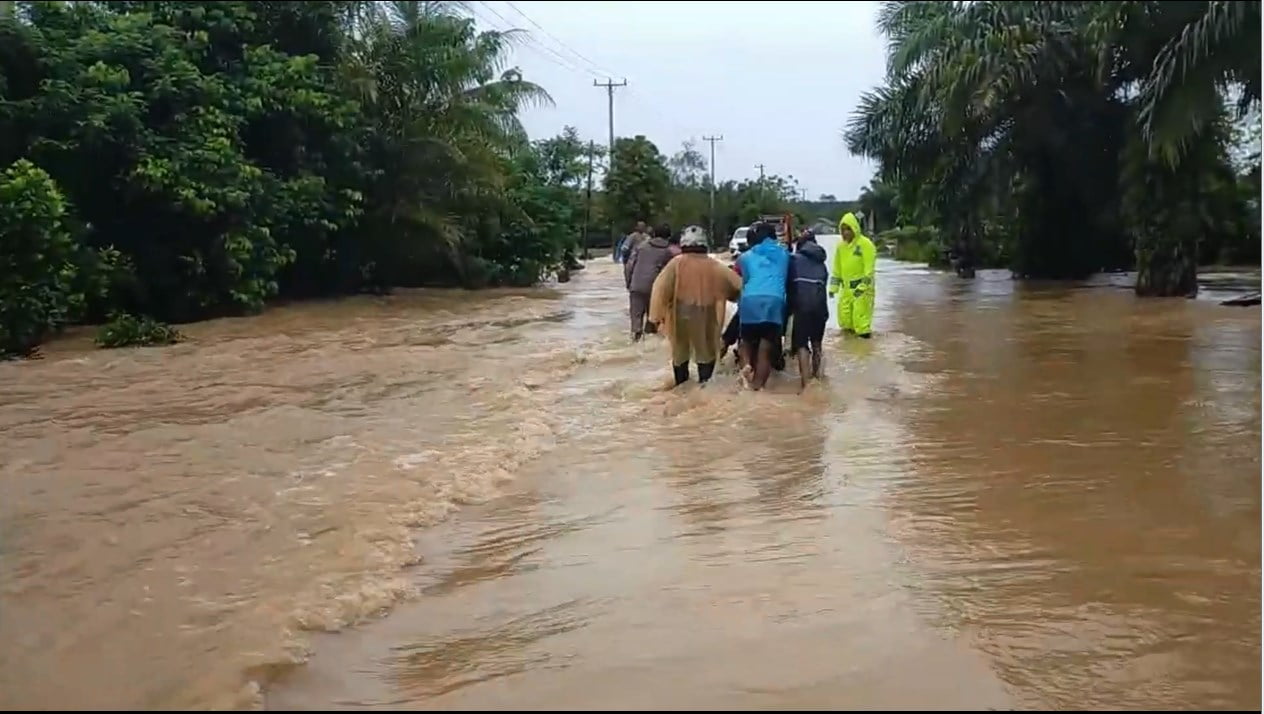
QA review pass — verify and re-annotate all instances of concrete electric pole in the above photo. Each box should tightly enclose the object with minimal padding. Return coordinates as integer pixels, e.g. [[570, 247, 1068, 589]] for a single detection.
[[703, 134, 723, 247], [594, 78, 627, 245]]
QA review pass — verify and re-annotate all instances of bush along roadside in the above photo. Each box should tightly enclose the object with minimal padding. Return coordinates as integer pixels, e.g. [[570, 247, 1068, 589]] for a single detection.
[[94, 313, 184, 350]]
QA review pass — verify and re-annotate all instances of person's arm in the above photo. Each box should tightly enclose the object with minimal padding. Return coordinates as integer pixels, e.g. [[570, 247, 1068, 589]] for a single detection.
[[648, 258, 677, 326], [862, 237, 876, 286], [719, 260, 743, 301], [828, 245, 843, 297], [626, 243, 639, 289]]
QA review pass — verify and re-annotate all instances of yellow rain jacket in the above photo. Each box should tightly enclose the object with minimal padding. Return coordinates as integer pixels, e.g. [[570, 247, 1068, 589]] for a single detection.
[[829, 212, 876, 335]]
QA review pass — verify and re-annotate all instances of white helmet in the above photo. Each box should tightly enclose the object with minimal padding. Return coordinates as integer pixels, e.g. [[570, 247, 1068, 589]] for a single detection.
[[680, 225, 708, 248]]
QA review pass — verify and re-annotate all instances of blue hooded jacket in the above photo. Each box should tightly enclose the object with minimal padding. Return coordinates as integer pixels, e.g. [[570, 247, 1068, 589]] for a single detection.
[[736, 238, 790, 326]]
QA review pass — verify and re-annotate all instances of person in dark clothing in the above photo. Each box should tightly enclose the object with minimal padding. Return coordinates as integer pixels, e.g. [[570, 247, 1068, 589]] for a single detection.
[[719, 237, 752, 365], [626, 223, 674, 340], [787, 231, 829, 391]]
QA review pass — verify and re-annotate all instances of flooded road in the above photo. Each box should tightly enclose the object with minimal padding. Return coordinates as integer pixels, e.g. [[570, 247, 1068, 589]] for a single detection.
[[0, 254, 1258, 710]]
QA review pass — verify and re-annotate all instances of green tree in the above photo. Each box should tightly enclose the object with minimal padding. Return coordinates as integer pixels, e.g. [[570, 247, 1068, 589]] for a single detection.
[[0, 160, 84, 356], [845, 0, 1259, 294], [665, 141, 709, 233], [1, 1, 365, 319], [0, 0, 586, 356], [342, 0, 552, 288], [857, 179, 897, 233], [534, 125, 595, 189], [531, 127, 603, 259], [604, 135, 671, 232]]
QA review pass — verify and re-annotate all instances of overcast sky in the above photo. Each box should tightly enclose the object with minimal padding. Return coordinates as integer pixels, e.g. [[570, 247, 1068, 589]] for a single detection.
[[467, 1, 885, 200]]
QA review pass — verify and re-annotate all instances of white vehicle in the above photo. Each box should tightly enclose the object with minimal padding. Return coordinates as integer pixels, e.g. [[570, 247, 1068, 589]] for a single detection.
[[728, 227, 750, 258]]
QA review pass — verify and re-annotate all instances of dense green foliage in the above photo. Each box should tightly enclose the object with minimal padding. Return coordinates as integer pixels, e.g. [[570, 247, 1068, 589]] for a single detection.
[[879, 226, 941, 264], [0, 0, 592, 356], [0, 159, 84, 356], [95, 312, 183, 348], [605, 135, 672, 232], [846, 1, 1261, 294]]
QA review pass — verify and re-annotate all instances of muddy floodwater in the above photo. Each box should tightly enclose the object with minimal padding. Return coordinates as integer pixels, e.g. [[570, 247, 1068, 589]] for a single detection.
[[0, 250, 1259, 710]]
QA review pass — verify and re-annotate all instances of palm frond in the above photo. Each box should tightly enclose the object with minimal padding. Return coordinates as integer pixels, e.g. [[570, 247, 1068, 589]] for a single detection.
[[1137, 0, 1261, 161]]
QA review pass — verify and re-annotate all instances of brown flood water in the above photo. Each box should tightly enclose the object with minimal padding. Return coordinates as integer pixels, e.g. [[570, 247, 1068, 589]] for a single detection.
[[0, 253, 1258, 710]]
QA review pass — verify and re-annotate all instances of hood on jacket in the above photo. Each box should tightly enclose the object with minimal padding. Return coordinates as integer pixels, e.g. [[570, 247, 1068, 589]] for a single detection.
[[797, 240, 827, 263], [839, 212, 865, 241], [646, 235, 670, 249], [750, 237, 787, 257]]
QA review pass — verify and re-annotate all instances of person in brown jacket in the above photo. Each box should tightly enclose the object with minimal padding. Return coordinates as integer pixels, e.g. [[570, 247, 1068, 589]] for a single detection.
[[626, 223, 675, 340], [649, 227, 742, 386]]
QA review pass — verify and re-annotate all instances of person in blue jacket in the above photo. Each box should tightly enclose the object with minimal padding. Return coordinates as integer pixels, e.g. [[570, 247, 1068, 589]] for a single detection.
[[735, 222, 791, 390]]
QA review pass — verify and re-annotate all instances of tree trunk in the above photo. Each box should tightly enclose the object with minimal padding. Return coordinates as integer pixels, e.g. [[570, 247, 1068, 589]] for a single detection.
[[1135, 230, 1198, 297], [1121, 127, 1217, 298]]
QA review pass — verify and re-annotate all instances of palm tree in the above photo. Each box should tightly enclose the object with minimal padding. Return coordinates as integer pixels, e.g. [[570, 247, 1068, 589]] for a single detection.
[[849, 2, 1117, 280], [1091, 1, 1260, 294], [846, 0, 1259, 294], [341, 0, 552, 285], [1088, 1, 1261, 164]]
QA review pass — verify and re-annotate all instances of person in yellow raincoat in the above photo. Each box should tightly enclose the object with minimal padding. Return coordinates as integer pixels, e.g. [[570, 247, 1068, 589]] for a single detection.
[[649, 227, 742, 386], [828, 212, 876, 338]]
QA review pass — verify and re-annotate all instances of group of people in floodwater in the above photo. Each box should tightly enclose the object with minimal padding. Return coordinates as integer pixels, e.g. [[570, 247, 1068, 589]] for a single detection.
[[615, 213, 876, 392]]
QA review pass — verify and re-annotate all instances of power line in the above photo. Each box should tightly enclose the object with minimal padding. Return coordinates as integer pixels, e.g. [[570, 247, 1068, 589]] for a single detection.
[[470, 2, 603, 79], [623, 85, 709, 144], [473, 2, 709, 158], [501, 1, 619, 78]]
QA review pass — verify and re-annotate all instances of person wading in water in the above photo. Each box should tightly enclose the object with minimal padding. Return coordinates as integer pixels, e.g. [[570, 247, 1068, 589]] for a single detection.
[[787, 229, 830, 391], [618, 220, 650, 266], [625, 223, 674, 340], [649, 227, 741, 387], [735, 222, 790, 390], [829, 212, 877, 339]]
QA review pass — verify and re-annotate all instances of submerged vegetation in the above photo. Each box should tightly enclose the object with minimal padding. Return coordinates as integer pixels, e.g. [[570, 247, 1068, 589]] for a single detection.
[[846, 1, 1261, 292], [2, 1, 1257, 355], [0, 0, 587, 355]]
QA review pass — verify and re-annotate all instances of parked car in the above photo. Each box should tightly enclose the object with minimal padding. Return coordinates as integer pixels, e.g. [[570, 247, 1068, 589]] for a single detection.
[[728, 226, 750, 258]]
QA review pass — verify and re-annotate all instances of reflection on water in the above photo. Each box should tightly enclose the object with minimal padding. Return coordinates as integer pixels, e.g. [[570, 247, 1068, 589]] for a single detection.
[[887, 270, 1260, 709], [0, 259, 1258, 711]]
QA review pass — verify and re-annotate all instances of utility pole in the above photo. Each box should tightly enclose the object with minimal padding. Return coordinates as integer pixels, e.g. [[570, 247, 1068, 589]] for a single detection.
[[583, 140, 595, 260], [754, 163, 766, 181], [703, 135, 723, 247], [594, 78, 627, 245]]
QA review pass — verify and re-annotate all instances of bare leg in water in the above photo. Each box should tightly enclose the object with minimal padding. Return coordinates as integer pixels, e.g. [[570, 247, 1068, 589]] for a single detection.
[[796, 347, 811, 393], [796, 340, 824, 393], [738, 341, 754, 383], [752, 339, 774, 390]]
